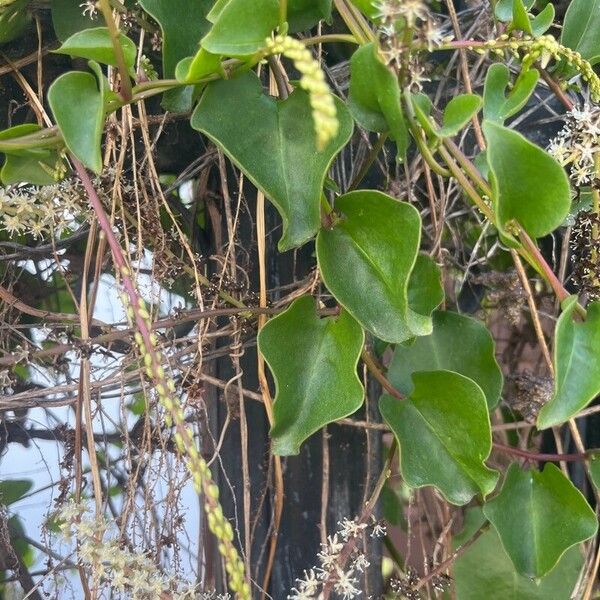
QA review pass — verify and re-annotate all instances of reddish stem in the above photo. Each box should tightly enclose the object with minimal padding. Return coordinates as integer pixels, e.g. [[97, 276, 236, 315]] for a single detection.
[[493, 441, 589, 463]]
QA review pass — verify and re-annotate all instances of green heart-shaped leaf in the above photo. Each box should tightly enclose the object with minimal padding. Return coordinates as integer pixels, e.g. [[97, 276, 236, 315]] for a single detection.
[[537, 297, 600, 429], [0, 0, 30, 45], [51, 0, 102, 41], [48, 67, 104, 173], [453, 508, 585, 600], [317, 190, 442, 343], [54, 27, 136, 76], [287, 0, 332, 32], [0, 124, 64, 185], [494, 0, 534, 21], [438, 94, 483, 137], [510, 0, 533, 34], [201, 0, 278, 56], [406, 254, 445, 319], [531, 4, 555, 38], [258, 295, 364, 456], [0, 479, 33, 505], [139, 0, 213, 111], [483, 463, 597, 578], [349, 0, 378, 19], [380, 370, 498, 505], [388, 311, 503, 409], [483, 120, 571, 238], [561, 0, 600, 63], [191, 72, 353, 250], [348, 43, 409, 159], [483, 64, 539, 124], [176, 48, 222, 83]]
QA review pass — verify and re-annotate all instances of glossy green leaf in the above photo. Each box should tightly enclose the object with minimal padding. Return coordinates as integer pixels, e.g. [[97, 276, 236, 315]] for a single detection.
[[348, 43, 409, 159], [2, 153, 60, 186], [494, 0, 534, 21], [349, 0, 378, 19], [438, 94, 483, 137], [176, 48, 222, 83], [537, 297, 600, 429], [139, 0, 212, 110], [531, 3, 555, 38], [287, 0, 332, 32], [51, 0, 102, 41], [201, 0, 278, 56], [483, 63, 539, 124], [388, 311, 503, 409], [54, 28, 136, 75], [0, 479, 33, 505], [0, 0, 30, 44], [483, 120, 571, 238], [48, 68, 104, 173], [8, 516, 34, 567], [453, 508, 585, 600], [406, 254, 444, 319], [483, 463, 597, 578], [0, 124, 64, 185], [380, 371, 498, 505], [561, 0, 600, 63], [510, 0, 533, 34], [191, 72, 353, 250], [317, 191, 442, 343], [258, 295, 364, 455]]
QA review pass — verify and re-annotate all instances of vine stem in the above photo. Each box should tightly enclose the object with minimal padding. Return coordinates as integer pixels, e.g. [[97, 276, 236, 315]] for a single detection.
[[98, 0, 132, 101], [347, 133, 388, 191], [414, 523, 489, 590], [492, 442, 589, 463], [361, 349, 403, 400]]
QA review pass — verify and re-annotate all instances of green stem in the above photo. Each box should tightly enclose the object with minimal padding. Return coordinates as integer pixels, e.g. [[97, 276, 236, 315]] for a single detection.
[[443, 138, 492, 197], [348, 133, 388, 191], [279, 0, 287, 31], [303, 33, 359, 46], [403, 94, 451, 177], [333, 0, 369, 44], [98, 0, 133, 101]]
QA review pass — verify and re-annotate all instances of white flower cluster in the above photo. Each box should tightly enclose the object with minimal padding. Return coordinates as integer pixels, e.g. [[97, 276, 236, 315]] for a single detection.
[[58, 502, 226, 600], [373, 0, 429, 28], [548, 104, 600, 187], [287, 517, 386, 600], [0, 180, 88, 239]]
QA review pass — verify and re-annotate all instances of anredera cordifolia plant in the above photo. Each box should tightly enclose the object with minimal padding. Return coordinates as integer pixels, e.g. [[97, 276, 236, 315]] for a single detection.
[[3, 0, 600, 598]]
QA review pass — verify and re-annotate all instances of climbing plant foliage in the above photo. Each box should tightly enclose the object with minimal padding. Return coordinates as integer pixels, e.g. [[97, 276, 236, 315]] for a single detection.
[[2, 0, 600, 598]]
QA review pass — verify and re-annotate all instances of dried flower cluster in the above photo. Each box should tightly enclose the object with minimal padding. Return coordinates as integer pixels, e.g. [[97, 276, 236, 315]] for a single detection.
[[507, 371, 553, 422], [0, 181, 88, 239], [264, 35, 339, 150], [288, 516, 386, 600], [571, 210, 600, 300], [549, 104, 600, 187], [58, 502, 211, 599]]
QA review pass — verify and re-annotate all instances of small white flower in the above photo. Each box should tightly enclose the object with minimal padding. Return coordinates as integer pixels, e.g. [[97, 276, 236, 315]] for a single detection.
[[338, 518, 368, 541], [352, 553, 370, 573], [333, 566, 361, 599], [370, 522, 387, 538], [79, 0, 97, 18]]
